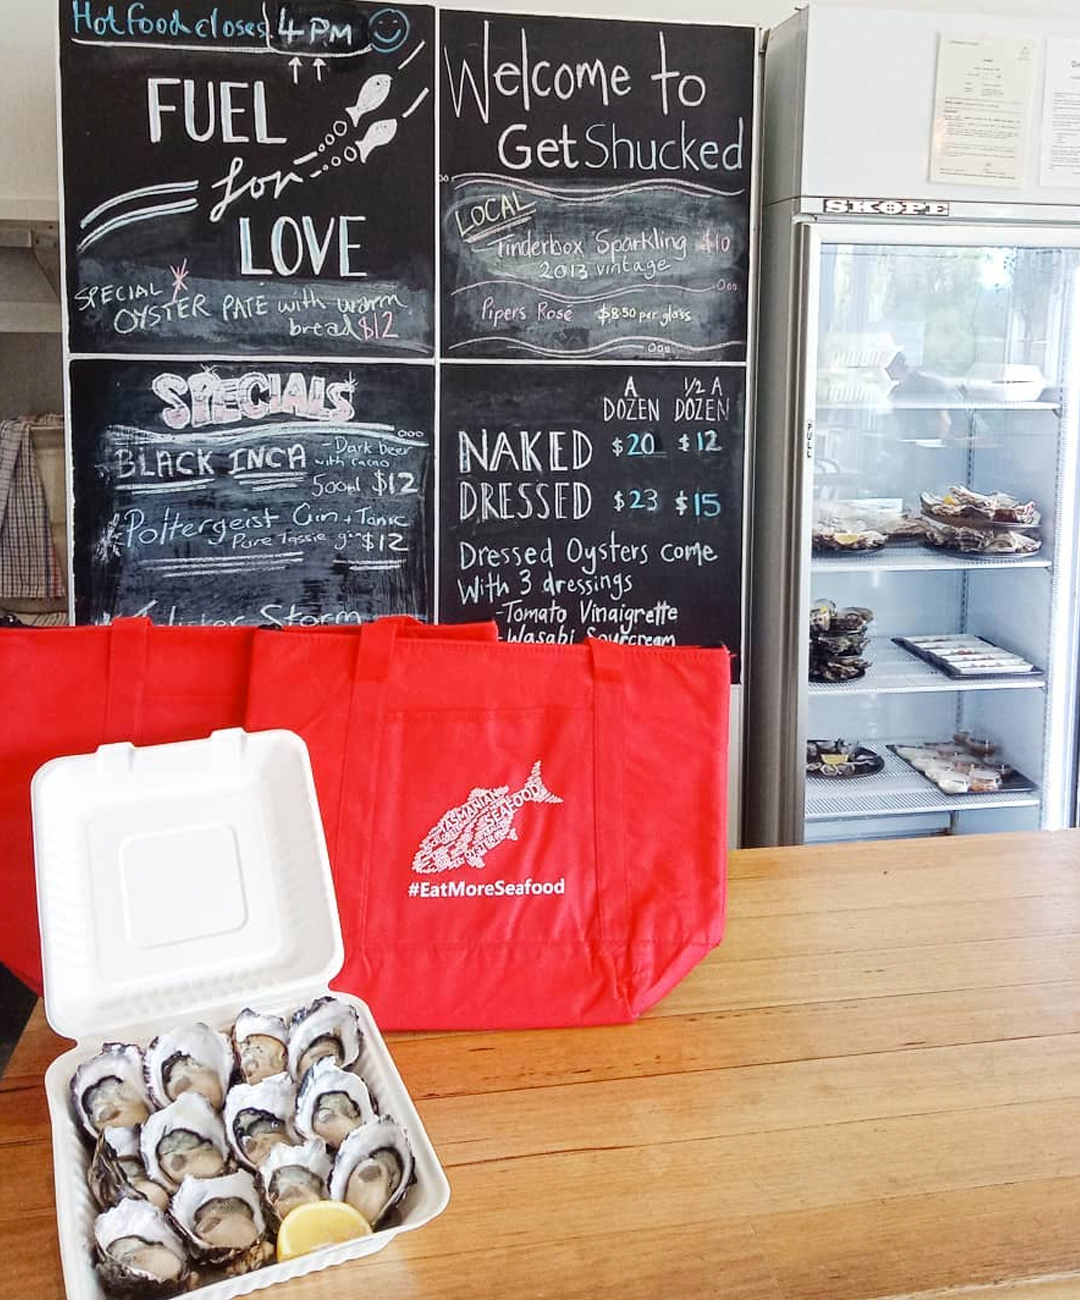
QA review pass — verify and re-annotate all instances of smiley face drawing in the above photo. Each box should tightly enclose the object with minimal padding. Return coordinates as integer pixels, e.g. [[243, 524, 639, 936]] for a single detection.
[[368, 8, 410, 54]]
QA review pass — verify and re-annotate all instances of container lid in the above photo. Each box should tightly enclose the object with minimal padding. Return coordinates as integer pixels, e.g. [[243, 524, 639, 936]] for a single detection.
[[32, 729, 343, 1041]]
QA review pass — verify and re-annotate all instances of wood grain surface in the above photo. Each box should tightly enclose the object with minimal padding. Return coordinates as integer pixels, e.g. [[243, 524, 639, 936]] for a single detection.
[[4, 830, 1080, 1300]]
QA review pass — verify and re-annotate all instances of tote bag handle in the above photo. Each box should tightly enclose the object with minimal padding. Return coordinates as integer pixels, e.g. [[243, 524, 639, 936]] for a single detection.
[[586, 637, 632, 995], [103, 617, 150, 741], [334, 617, 402, 936]]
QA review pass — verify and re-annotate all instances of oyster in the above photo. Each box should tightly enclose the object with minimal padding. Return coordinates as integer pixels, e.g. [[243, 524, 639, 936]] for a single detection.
[[71, 1044, 153, 1140], [223, 1072, 297, 1169], [145, 1024, 233, 1111], [295, 1058, 376, 1150], [94, 1198, 190, 1295], [140, 1092, 230, 1191], [89, 1126, 169, 1212], [329, 1118, 414, 1228], [231, 1009, 288, 1085], [288, 996, 362, 1080], [171, 1171, 266, 1264], [257, 1138, 332, 1225]]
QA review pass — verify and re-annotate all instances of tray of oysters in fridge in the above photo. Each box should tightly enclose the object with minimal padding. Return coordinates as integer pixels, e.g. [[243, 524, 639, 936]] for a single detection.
[[892, 634, 1043, 680], [919, 487, 1043, 557], [71, 995, 439, 1297], [889, 734, 1037, 797]]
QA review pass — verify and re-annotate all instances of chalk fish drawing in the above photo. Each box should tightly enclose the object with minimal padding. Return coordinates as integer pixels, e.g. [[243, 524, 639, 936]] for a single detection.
[[347, 75, 392, 126], [412, 760, 563, 873]]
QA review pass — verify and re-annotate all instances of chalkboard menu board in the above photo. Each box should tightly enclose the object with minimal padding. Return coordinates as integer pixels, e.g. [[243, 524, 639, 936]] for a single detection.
[[58, 3, 756, 665], [439, 364, 743, 657], [59, 1, 436, 357], [440, 13, 753, 360], [71, 359, 433, 625]]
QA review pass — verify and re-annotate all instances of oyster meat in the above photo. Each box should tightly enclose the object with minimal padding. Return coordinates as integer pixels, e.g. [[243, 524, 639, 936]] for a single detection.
[[223, 1072, 297, 1169], [329, 1118, 414, 1228], [231, 1009, 288, 1086], [94, 1198, 191, 1296], [295, 1058, 376, 1150], [89, 1126, 169, 1212], [145, 1024, 233, 1111], [71, 1044, 153, 1140], [171, 1170, 267, 1264], [288, 996, 362, 1080], [257, 1137, 332, 1225], [140, 1092, 229, 1191]]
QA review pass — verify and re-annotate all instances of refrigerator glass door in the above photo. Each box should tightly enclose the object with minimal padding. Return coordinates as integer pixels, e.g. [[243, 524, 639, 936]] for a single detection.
[[805, 227, 1080, 841]]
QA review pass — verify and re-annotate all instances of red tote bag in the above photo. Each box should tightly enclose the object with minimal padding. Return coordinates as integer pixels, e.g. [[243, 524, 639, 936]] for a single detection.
[[246, 619, 731, 1029], [1, 615, 496, 991]]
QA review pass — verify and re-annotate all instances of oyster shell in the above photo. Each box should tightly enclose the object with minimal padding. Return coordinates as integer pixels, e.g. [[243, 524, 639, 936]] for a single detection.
[[71, 1044, 153, 1140], [231, 1009, 288, 1086], [89, 1126, 169, 1212], [287, 997, 362, 1080], [145, 1024, 233, 1111], [295, 1058, 376, 1150], [329, 1118, 414, 1228], [257, 1137, 332, 1226], [223, 1072, 297, 1169], [170, 1171, 267, 1264], [140, 1092, 230, 1191], [94, 1198, 191, 1295]]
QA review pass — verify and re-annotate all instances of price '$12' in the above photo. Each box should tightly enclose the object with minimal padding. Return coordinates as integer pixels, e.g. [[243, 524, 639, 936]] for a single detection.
[[678, 430, 724, 454], [371, 470, 420, 497]]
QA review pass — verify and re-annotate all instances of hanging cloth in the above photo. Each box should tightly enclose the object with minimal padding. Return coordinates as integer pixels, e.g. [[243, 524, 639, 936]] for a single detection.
[[0, 418, 65, 600]]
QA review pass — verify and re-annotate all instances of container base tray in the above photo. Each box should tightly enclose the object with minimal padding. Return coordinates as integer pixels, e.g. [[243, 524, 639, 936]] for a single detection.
[[892, 636, 1044, 680]]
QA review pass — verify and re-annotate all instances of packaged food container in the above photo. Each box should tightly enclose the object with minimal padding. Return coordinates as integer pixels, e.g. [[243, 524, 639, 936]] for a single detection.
[[32, 729, 450, 1300], [938, 774, 971, 795], [967, 766, 1003, 792]]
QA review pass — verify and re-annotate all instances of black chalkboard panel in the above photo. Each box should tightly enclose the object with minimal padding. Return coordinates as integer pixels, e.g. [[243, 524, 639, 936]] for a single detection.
[[71, 358, 433, 625], [440, 12, 753, 361], [437, 363, 743, 675], [59, 2, 434, 357]]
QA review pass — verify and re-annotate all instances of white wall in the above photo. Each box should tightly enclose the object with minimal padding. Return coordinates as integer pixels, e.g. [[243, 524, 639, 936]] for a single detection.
[[9, 0, 1080, 217], [1, 0, 60, 217]]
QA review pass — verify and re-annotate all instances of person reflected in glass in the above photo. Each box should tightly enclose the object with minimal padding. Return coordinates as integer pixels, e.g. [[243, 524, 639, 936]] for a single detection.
[[886, 350, 959, 442]]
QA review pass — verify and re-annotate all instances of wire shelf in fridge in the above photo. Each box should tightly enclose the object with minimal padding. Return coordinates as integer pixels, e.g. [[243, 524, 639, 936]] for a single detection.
[[808, 638, 1048, 696], [812, 550, 1051, 574], [804, 744, 1041, 822], [816, 399, 1060, 412]]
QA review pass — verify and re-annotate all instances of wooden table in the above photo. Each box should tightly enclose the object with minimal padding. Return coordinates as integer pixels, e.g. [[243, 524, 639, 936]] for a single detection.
[[5, 830, 1080, 1300]]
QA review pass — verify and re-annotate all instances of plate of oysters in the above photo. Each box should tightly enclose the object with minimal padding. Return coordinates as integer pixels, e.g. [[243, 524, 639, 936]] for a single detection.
[[920, 486, 1041, 529], [61, 993, 448, 1299], [60, 987, 447, 1294], [806, 740, 884, 779]]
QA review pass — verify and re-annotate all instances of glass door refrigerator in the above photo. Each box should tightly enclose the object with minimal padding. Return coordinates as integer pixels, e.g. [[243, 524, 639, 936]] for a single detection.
[[745, 5, 1080, 845]]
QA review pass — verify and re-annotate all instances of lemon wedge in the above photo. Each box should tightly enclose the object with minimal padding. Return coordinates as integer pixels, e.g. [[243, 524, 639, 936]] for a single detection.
[[276, 1201, 373, 1262]]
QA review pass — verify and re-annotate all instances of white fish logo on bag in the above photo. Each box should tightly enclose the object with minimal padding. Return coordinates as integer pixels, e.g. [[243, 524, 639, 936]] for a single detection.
[[411, 760, 563, 874]]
